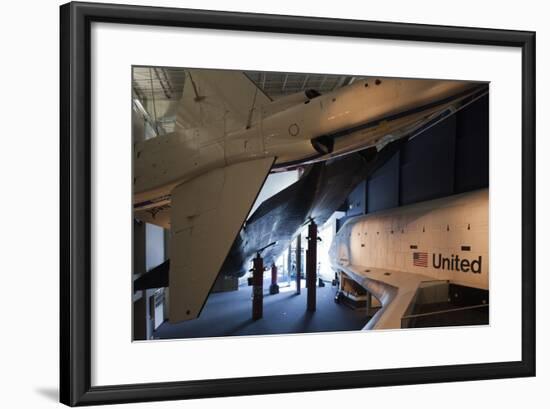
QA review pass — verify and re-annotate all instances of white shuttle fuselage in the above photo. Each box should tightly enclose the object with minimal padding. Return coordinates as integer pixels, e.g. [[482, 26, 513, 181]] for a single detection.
[[330, 189, 489, 330]]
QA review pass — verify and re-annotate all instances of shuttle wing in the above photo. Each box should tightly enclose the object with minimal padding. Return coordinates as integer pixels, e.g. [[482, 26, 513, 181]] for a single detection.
[[168, 157, 275, 323], [176, 69, 271, 135], [338, 264, 431, 330]]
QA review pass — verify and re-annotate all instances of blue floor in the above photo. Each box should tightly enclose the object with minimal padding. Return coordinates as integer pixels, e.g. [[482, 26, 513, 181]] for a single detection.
[[153, 280, 370, 340]]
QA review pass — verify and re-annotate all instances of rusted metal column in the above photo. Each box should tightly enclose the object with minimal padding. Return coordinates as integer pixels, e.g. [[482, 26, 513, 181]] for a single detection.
[[306, 221, 318, 311], [295, 234, 301, 294], [252, 253, 264, 320], [269, 263, 279, 294]]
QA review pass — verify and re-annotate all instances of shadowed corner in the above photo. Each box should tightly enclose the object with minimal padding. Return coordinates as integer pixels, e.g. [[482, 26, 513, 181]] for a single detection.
[[36, 387, 58, 402]]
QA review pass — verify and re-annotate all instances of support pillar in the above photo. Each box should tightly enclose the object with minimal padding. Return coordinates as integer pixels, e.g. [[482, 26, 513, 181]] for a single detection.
[[287, 243, 292, 290], [269, 263, 279, 294], [306, 221, 318, 312], [252, 253, 264, 320], [295, 234, 301, 294]]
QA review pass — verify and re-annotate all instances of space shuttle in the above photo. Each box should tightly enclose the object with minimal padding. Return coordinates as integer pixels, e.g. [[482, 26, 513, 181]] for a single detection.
[[330, 189, 489, 330], [133, 68, 487, 323]]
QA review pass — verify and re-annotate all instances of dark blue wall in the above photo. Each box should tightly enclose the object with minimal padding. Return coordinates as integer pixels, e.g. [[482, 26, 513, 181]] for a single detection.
[[400, 115, 456, 205], [367, 151, 400, 212], [341, 94, 489, 221], [345, 180, 367, 217], [454, 96, 489, 193]]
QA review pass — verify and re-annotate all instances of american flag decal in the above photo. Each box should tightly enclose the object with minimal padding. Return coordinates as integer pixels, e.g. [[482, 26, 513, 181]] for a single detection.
[[413, 252, 428, 267]]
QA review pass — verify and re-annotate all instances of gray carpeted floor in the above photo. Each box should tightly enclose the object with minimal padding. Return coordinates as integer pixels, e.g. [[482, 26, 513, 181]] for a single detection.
[[153, 280, 370, 340]]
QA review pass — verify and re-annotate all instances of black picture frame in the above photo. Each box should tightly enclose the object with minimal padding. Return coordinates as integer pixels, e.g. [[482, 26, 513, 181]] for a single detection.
[[60, 1, 536, 406]]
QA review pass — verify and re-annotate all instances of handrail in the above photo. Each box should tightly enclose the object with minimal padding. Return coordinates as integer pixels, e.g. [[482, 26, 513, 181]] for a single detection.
[[401, 303, 488, 320]]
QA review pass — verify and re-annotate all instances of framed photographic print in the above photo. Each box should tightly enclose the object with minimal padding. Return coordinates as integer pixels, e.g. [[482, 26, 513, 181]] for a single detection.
[[60, 1, 536, 406]]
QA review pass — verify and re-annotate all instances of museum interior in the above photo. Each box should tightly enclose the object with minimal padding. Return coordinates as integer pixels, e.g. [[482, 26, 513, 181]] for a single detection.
[[131, 68, 489, 341]]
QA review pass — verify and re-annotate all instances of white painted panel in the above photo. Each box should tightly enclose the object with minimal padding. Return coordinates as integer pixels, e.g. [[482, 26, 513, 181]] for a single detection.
[[333, 189, 489, 289]]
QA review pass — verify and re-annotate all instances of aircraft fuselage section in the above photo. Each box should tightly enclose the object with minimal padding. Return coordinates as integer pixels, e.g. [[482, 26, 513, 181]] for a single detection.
[[134, 78, 476, 208], [330, 189, 489, 290]]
